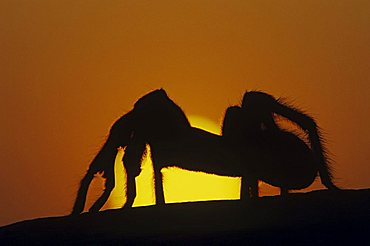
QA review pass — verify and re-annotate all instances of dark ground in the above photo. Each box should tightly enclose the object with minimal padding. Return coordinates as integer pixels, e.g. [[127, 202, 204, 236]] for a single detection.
[[1, 189, 369, 245]]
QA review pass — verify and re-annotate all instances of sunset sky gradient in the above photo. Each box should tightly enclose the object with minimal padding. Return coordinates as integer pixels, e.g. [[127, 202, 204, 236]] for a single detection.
[[1, 0, 369, 226]]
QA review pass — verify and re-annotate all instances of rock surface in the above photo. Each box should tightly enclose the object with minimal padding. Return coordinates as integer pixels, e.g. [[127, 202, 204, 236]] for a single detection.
[[1, 189, 369, 245]]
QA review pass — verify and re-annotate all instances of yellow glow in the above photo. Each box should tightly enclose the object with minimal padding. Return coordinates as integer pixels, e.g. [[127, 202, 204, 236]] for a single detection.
[[189, 115, 221, 135], [105, 115, 242, 209]]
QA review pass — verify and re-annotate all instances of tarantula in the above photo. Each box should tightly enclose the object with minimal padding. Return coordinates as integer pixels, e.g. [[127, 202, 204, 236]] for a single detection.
[[71, 89, 338, 215]]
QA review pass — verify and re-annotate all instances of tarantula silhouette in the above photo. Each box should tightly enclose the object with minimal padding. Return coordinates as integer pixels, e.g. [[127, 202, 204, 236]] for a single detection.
[[71, 89, 339, 215]]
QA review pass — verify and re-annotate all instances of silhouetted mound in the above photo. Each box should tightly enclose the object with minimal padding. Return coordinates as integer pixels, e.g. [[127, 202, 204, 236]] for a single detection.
[[1, 189, 369, 245]]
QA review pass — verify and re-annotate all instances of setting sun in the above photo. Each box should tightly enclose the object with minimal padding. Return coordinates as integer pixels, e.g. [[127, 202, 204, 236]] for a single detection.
[[104, 115, 241, 209]]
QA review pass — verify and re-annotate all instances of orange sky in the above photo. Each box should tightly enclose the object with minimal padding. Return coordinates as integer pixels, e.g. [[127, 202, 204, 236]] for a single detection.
[[1, 0, 369, 226]]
